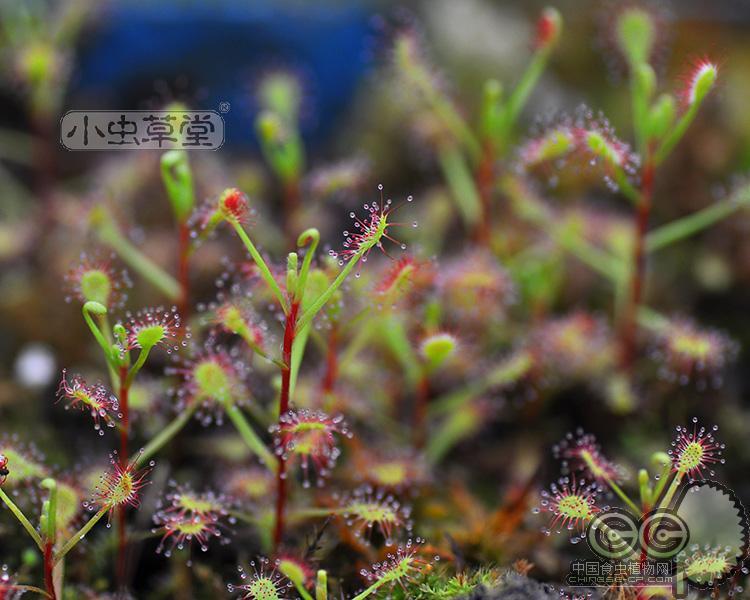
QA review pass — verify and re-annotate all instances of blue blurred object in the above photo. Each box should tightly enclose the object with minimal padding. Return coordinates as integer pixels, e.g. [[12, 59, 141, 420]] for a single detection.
[[71, 0, 373, 149]]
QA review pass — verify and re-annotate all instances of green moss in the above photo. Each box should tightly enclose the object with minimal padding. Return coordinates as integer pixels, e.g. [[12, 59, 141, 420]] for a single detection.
[[374, 566, 505, 600]]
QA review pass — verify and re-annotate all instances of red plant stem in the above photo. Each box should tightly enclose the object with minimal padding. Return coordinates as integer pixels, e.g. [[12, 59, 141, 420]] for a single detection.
[[177, 221, 191, 320], [636, 508, 651, 600], [117, 365, 130, 587], [414, 375, 430, 448], [475, 142, 495, 245], [273, 301, 299, 551], [636, 500, 650, 600], [119, 366, 130, 467], [321, 326, 338, 395], [279, 302, 299, 416], [43, 540, 56, 600], [620, 157, 655, 371]]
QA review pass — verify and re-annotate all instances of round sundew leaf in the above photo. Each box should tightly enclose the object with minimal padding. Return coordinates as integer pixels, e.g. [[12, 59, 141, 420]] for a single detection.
[[193, 360, 232, 404], [229, 469, 274, 501], [677, 441, 705, 474], [0, 448, 48, 486], [175, 492, 216, 514], [219, 305, 246, 334], [56, 482, 82, 532], [671, 329, 712, 358], [83, 300, 107, 315], [420, 333, 457, 369], [616, 7, 655, 66], [684, 553, 731, 584], [244, 477, 271, 498], [522, 128, 575, 166], [349, 501, 399, 526], [175, 518, 210, 537], [245, 576, 282, 600], [79, 269, 112, 306], [290, 427, 325, 456], [557, 494, 595, 522], [278, 559, 306, 586], [127, 382, 155, 412], [585, 130, 623, 167], [371, 462, 408, 487], [136, 324, 166, 349]]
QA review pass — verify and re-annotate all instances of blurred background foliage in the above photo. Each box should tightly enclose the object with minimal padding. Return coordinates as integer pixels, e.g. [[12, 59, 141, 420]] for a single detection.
[[1, 0, 750, 596]]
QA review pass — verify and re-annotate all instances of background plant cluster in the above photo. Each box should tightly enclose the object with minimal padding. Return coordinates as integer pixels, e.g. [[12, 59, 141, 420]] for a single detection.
[[1, 1, 750, 599]]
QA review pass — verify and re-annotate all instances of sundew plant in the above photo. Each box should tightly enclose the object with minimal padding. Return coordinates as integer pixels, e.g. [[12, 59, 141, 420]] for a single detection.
[[0, 1, 749, 599]]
